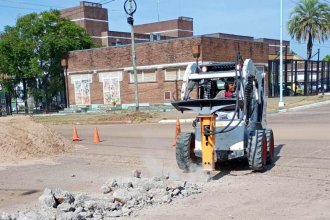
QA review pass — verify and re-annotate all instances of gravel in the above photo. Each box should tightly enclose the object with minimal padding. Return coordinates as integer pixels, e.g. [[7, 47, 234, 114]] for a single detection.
[[0, 174, 203, 219]]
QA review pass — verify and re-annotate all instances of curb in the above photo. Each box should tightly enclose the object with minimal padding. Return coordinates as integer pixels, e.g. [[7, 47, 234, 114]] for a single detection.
[[158, 118, 195, 124], [286, 100, 330, 112]]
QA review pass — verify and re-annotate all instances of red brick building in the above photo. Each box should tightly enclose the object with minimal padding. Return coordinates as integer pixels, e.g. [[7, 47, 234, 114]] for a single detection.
[[60, 1, 177, 47], [62, 1, 291, 109], [66, 36, 269, 109], [61, 1, 108, 46], [134, 16, 194, 38]]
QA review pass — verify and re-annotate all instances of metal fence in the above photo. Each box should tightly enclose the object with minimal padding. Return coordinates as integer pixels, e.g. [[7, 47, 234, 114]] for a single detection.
[[0, 91, 9, 116], [268, 60, 330, 97]]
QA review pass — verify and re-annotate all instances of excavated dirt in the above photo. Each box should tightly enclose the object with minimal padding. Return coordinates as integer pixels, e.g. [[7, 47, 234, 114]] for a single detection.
[[0, 115, 73, 163]]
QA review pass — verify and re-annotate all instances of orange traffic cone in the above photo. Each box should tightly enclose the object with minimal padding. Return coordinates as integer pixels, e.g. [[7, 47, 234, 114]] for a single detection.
[[93, 127, 100, 144], [173, 117, 181, 146], [72, 127, 80, 141]]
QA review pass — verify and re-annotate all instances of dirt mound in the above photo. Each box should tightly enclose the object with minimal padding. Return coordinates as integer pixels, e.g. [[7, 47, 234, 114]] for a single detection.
[[0, 115, 73, 163]]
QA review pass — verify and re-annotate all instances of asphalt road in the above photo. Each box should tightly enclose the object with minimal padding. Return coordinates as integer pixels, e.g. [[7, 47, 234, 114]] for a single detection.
[[1, 104, 330, 219]]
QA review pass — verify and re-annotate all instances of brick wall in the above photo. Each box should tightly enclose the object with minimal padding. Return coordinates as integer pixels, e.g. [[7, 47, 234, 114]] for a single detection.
[[119, 70, 183, 104], [204, 33, 254, 41], [102, 31, 174, 47], [61, 6, 83, 20], [68, 38, 202, 72], [134, 17, 193, 38], [60, 2, 108, 38], [200, 37, 269, 63], [255, 38, 290, 55]]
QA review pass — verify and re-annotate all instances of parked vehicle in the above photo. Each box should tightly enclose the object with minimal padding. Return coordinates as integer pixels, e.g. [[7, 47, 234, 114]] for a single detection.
[[274, 84, 297, 96], [287, 83, 303, 95]]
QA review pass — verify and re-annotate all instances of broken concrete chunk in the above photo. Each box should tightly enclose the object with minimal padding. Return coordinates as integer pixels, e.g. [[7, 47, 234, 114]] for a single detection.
[[108, 210, 122, 218], [172, 188, 181, 196], [113, 189, 132, 203], [38, 188, 57, 208], [100, 184, 112, 194], [53, 188, 75, 205], [132, 169, 141, 178]]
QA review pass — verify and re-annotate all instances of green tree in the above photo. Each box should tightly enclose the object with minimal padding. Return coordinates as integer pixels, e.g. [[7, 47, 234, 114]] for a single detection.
[[0, 26, 35, 112], [287, 0, 330, 60], [323, 55, 330, 61], [0, 10, 93, 113]]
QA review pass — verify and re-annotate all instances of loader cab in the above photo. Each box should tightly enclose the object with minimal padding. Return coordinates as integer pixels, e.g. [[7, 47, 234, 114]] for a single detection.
[[183, 62, 240, 101]]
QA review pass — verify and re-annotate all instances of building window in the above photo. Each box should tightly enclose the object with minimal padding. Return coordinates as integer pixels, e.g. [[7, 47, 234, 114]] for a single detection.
[[103, 78, 120, 105], [74, 79, 91, 105], [164, 68, 185, 81], [99, 71, 122, 105], [164, 91, 171, 100], [71, 74, 93, 105], [129, 70, 156, 83]]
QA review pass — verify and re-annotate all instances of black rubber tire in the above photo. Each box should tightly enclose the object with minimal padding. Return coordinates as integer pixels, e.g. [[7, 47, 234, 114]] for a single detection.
[[247, 130, 267, 171], [265, 129, 274, 164], [176, 132, 197, 171]]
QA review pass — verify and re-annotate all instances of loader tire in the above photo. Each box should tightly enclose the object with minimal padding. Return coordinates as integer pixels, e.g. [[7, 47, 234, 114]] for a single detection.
[[248, 130, 267, 171], [265, 129, 274, 164], [176, 132, 197, 171]]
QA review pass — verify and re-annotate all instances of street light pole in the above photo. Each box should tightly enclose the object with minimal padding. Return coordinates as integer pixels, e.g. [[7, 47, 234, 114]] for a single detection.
[[279, 0, 285, 107], [61, 57, 70, 109], [124, 0, 139, 111]]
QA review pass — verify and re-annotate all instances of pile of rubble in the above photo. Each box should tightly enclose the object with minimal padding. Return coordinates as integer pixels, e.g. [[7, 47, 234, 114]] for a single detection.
[[0, 173, 203, 219]]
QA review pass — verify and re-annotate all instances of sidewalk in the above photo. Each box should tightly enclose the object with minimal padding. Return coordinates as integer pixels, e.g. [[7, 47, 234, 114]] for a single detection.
[[266, 94, 330, 113]]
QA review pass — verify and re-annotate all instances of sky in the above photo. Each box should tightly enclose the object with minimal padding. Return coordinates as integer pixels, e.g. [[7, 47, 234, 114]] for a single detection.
[[0, 0, 329, 60]]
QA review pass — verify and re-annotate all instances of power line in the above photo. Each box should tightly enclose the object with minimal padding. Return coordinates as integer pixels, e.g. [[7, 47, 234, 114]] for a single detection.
[[0, 0, 60, 9], [101, 0, 116, 5], [0, 4, 35, 10], [98, 0, 110, 3]]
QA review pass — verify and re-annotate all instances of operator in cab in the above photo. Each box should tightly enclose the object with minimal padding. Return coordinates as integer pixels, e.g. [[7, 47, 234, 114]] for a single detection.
[[215, 77, 236, 98]]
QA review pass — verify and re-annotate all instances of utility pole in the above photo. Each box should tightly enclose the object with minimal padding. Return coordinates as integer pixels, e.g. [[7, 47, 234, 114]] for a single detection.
[[157, 0, 160, 21], [124, 0, 139, 111], [278, 0, 285, 107]]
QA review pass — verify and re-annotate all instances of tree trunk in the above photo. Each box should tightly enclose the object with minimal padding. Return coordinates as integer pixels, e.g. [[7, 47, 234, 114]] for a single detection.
[[44, 75, 49, 113], [307, 33, 313, 60], [22, 78, 28, 114]]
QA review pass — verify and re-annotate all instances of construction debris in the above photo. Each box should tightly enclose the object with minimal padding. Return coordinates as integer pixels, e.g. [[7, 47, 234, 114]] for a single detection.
[[0, 176, 203, 219]]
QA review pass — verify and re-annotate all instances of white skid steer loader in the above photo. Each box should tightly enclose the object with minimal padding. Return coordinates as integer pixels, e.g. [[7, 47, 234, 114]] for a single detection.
[[171, 55, 274, 172]]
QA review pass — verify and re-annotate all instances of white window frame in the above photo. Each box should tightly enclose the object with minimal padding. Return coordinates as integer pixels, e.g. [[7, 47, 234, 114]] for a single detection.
[[103, 77, 121, 105], [129, 70, 156, 83], [164, 68, 185, 81], [71, 74, 93, 105], [74, 79, 91, 105]]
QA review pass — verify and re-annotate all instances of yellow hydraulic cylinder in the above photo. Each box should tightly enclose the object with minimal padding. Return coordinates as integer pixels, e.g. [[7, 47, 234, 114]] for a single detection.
[[198, 115, 216, 171]]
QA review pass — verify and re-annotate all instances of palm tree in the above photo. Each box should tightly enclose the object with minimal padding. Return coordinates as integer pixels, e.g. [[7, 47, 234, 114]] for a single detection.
[[287, 0, 330, 60]]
